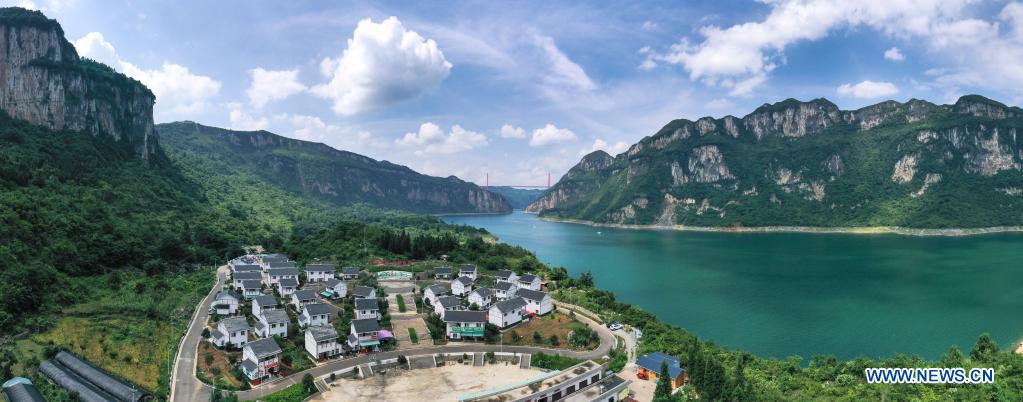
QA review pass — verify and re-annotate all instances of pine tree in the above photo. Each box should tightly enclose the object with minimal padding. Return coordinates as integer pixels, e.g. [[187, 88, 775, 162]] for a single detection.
[[653, 359, 674, 401], [941, 345, 964, 367], [970, 333, 999, 362]]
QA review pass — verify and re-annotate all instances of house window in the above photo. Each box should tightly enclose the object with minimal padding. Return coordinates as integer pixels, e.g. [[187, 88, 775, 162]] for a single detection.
[[591, 374, 600, 383]]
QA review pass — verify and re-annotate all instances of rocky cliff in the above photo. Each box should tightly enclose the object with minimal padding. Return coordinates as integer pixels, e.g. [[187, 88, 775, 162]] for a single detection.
[[158, 122, 512, 214], [528, 95, 1023, 228], [0, 8, 156, 161]]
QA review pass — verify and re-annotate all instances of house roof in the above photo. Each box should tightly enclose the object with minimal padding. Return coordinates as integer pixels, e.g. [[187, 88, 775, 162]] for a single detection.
[[215, 290, 240, 301], [219, 316, 250, 333], [443, 310, 487, 323], [459, 264, 478, 273], [436, 295, 461, 309], [266, 261, 297, 270], [293, 289, 317, 301], [519, 274, 538, 283], [303, 302, 332, 316], [232, 264, 262, 272], [636, 352, 685, 378], [240, 279, 262, 290], [325, 278, 343, 288], [427, 284, 449, 295], [305, 264, 336, 273], [341, 266, 361, 275], [251, 295, 277, 307], [278, 278, 299, 288], [261, 309, 289, 324], [495, 282, 516, 292], [351, 318, 381, 333], [355, 298, 379, 310], [491, 297, 527, 314], [515, 289, 548, 302], [353, 286, 374, 298], [470, 288, 492, 299], [454, 276, 473, 286], [240, 359, 257, 374], [434, 266, 452, 274], [245, 338, 282, 358], [267, 268, 300, 277], [307, 325, 338, 341], [233, 271, 261, 280], [495, 270, 514, 279]]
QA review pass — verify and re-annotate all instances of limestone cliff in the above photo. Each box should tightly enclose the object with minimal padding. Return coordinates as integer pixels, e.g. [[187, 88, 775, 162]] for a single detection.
[[0, 8, 156, 161]]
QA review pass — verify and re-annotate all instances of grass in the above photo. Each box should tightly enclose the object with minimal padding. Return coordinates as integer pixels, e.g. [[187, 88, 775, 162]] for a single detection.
[[531, 352, 583, 370], [408, 328, 419, 344], [499, 313, 598, 350], [258, 382, 315, 402], [396, 294, 407, 312]]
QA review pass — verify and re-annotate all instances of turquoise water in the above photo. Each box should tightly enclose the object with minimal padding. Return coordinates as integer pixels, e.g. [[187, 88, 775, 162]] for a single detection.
[[444, 211, 1023, 360]]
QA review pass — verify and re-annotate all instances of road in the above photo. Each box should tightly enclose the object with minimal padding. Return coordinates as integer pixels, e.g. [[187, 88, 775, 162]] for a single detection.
[[169, 265, 227, 402]]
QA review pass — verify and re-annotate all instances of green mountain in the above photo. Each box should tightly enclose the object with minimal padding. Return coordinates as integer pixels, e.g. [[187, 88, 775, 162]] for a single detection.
[[486, 186, 546, 209], [157, 122, 511, 214], [528, 96, 1023, 228]]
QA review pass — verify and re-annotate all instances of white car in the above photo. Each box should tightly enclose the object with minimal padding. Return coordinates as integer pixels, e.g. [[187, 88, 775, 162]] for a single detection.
[[608, 323, 623, 331]]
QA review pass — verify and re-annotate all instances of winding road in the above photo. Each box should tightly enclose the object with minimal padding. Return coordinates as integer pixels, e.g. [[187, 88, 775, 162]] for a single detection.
[[169, 272, 616, 401]]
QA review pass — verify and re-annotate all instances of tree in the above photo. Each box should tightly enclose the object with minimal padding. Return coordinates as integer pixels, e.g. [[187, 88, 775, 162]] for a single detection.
[[970, 333, 999, 362], [578, 271, 594, 288], [549, 334, 559, 346], [941, 345, 964, 367], [533, 331, 543, 344], [469, 302, 479, 311], [302, 373, 316, 393], [653, 360, 673, 401]]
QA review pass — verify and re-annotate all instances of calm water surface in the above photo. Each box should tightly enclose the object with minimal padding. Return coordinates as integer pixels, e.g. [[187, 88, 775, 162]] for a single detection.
[[444, 211, 1023, 360]]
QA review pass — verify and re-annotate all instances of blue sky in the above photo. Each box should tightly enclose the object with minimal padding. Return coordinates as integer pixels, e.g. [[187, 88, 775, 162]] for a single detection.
[[10, 0, 1023, 185]]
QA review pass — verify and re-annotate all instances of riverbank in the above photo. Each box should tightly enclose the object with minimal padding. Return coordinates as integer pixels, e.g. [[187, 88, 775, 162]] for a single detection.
[[536, 216, 1023, 237]]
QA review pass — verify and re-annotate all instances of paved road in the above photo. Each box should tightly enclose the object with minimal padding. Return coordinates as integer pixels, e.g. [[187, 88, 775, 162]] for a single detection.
[[169, 265, 227, 402]]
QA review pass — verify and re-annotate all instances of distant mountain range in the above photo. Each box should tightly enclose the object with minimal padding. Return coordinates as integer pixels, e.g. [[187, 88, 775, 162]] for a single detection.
[[486, 186, 546, 209], [528, 96, 1023, 229]]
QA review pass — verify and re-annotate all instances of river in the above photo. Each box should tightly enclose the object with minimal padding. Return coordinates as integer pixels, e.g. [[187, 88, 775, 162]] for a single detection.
[[444, 211, 1023, 361]]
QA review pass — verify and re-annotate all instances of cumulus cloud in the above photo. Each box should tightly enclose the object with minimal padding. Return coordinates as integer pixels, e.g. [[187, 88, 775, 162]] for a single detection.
[[281, 114, 386, 154], [226, 103, 268, 131], [529, 124, 577, 147], [72, 32, 221, 116], [247, 68, 306, 107], [312, 17, 452, 116], [837, 80, 899, 98], [884, 47, 905, 61], [499, 124, 527, 139], [588, 138, 629, 155], [396, 123, 489, 155], [642, 20, 658, 31]]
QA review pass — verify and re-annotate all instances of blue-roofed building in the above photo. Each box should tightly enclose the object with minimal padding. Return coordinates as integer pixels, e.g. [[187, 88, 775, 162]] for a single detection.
[[636, 352, 686, 390]]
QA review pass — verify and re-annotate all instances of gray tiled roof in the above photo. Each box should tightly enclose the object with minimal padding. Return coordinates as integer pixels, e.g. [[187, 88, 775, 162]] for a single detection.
[[215, 290, 240, 301], [251, 295, 277, 308], [442, 310, 487, 323], [293, 289, 317, 301], [278, 278, 298, 288], [341, 267, 361, 275], [233, 271, 262, 280], [246, 338, 282, 358], [305, 264, 336, 273], [351, 318, 381, 334], [353, 286, 374, 298], [303, 303, 332, 316], [459, 264, 477, 273], [267, 261, 297, 269], [491, 297, 527, 314], [515, 289, 548, 302], [454, 276, 473, 286], [240, 360, 257, 374], [434, 266, 452, 274], [240, 279, 262, 290], [267, 268, 300, 277], [495, 270, 514, 279], [261, 309, 289, 324], [495, 282, 515, 291], [470, 288, 492, 298], [354, 298, 379, 310], [219, 316, 250, 333], [436, 296, 461, 309], [325, 278, 342, 288], [427, 284, 449, 296], [232, 264, 262, 272], [519, 274, 538, 283], [307, 325, 338, 341]]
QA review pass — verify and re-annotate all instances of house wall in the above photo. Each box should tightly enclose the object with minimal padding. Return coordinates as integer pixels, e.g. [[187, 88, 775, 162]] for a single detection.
[[305, 334, 338, 358], [356, 309, 379, 320], [524, 296, 553, 316]]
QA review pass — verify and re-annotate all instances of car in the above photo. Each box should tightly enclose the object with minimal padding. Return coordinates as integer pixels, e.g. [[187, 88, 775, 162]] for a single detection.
[[608, 322, 623, 331]]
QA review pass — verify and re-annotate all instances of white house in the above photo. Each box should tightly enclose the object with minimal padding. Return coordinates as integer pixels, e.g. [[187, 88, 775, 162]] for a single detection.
[[263, 261, 296, 274], [324, 278, 347, 299], [304, 264, 335, 283], [515, 289, 553, 316], [266, 268, 300, 287], [458, 264, 478, 280], [451, 276, 473, 297], [212, 316, 250, 349], [259, 254, 289, 267], [304, 325, 340, 361], [351, 286, 376, 299], [432, 295, 465, 319], [231, 263, 261, 273], [298, 303, 332, 328], [239, 280, 263, 299], [290, 289, 318, 310], [517, 274, 542, 291], [355, 298, 380, 320], [212, 290, 241, 315], [232, 271, 262, 290], [241, 337, 282, 384], [494, 281, 517, 301], [339, 266, 361, 280], [494, 270, 519, 284], [468, 288, 493, 309], [250, 295, 278, 317], [348, 319, 381, 351], [443, 311, 488, 340], [423, 284, 449, 306], [488, 297, 527, 328], [255, 309, 289, 339], [434, 266, 453, 279], [277, 278, 298, 298]]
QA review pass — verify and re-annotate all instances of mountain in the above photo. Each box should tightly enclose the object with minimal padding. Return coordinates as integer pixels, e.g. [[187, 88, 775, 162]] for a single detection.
[[486, 186, 546, 209], [157, 122, 512, 214], [528, 96, 1023, 228]]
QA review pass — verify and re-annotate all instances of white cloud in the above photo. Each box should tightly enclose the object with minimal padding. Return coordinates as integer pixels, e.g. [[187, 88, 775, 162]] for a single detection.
[[588, 138, 629, 155], [396, 123, 489, 155], [226, 103, 268, 131], [246, 68, 306, 108], [533, 34, 596, 91], [499, 124, 527, 139], [642, 20, 658, 31], [836, 80, 899, 98], [529, 124, 577, 147], [312, 17, 452, 116], [72, 32, 221, 117], [884, 46, 905, 61]]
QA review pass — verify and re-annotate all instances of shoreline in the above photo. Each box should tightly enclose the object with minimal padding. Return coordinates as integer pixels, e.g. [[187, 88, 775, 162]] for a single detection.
[[533, 215, 1023, 237]]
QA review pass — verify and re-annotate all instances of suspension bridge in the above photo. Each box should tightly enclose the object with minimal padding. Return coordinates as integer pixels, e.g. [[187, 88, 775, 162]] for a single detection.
[[481, 172, 552, 190]]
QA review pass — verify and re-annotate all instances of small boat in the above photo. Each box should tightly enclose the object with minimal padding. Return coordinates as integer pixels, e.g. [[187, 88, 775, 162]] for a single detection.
[[596, 231, 602, 235]]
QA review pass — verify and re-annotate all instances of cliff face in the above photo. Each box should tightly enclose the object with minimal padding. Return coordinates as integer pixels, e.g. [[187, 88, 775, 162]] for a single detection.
[[158, 122, 512, 214], [529, 95, 1023, 228], [0, 8, 156, 160]]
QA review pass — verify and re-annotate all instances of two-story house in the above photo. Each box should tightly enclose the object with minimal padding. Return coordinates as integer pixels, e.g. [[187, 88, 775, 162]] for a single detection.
[[277, 278, 298, 298], [240, 338, 282, 384], [239, 280, 263, 299], [250, 295, 278, 317], [488, 297, 527, 328], [451, 276, 473, 297], [255, 309, 289, 339], [298, 303, 332, 328], [266, 268, 300, 288], [515, 289, 553, 316], [304, 264, 335, 283], [232, 271, 262, 290], [458, 264, 478, 280], [351, 286, 376, 300], [432, 295, 466, 319], [423, 284, 449, 306], [212, 290, 241, 315], [339, 266, 361, 280], [494, 281, 518, 301], [304, 325, 340, 361], [212, 316, 250, 349], [290, 289, 318, 310], [324, 278, 347, 299], [494, 270, 519, 284], [355, 298, 380, 320], [517, 274, 542, 291], [348, 319, 382, 352], [468, 288, 493, 309], [443, 311, 488, 340], [433, 266, 453, 279]]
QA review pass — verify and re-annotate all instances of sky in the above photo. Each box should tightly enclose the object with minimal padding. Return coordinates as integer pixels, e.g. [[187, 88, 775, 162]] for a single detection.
[[9, 0, 1023, 186]]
